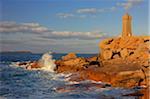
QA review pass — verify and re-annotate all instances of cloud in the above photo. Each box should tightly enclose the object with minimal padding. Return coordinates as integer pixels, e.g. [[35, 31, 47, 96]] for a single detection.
[[0, 21, 106, 40], [0, 39, 26, 45], [57, 7, 117, 19], [117, 0, 144, 10], [76, 8, 113, 14], [56, 0, 144, 19], [57, 7, 117, 18], [41, 31, 106, 40], [77, 8, 97, 14], [0, 21, 49, 33], [109, 6, 117, 11], [73, 6, 117, 14], [56, 13, 74, 18]]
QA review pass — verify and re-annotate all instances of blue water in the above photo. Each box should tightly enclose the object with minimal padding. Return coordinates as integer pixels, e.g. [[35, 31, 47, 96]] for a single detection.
[[0, 53, 96, 62], [0, 53, 141, 99]]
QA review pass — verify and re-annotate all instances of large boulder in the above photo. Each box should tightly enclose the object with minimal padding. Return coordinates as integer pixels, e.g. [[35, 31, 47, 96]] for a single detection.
[[102, 50, 113, 60], [120, 48, 129, 59], [56, 57, 89, 73], [61, 52, 77, 61]]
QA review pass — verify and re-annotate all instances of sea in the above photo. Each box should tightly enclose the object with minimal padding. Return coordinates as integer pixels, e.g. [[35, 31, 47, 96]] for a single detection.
[[0, 52, 142, 99]]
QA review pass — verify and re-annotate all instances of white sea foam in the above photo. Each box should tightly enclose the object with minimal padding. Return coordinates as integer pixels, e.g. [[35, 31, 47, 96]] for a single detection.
[[51, 73, 73, 81], [38, 51, 56, 72], [10, 51, 56, 72]]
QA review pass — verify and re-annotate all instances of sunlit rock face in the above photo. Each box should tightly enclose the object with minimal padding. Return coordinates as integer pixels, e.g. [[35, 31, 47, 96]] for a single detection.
[[61, 52, 77, 61], [56, 53, 89, 73], [100, 36, 150, 60]]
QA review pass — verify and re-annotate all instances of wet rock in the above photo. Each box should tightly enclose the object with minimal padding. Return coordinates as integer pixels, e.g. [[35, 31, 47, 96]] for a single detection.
[[139, 87, 150, 99], [26, 61, 42, 69], [18, 62, 28, 66], [55, 82, 108, 93], [122, 87, 150, 99]]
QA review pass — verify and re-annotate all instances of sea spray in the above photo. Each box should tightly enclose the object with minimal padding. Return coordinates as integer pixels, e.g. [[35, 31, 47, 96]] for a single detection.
[[38, 52, 56, 72]]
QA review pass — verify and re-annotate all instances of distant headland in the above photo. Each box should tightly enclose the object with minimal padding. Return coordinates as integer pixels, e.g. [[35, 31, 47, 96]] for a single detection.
[[0, 51, 32, 54]]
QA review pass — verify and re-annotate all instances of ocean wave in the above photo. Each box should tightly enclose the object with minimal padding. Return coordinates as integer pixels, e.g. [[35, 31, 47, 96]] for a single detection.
[[9, 52, 56, 72]]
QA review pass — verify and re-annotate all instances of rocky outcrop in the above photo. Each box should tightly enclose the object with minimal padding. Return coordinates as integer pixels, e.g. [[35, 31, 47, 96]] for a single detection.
[[56, 53, 148, 88], [56, 53, 103, 73], [99, 36, 150, 60], [67, 64, 146, 88], [56, 53, 89, 73], [61, 52, 77, 61], [99, 36, 150, 87]]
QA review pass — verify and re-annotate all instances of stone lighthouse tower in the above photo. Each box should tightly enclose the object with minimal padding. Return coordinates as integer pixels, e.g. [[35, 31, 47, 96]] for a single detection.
[[122, 13, 132, 37]]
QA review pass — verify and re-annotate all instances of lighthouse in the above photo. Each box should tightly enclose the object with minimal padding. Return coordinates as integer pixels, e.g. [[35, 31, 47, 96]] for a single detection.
[[122, 13, 132, 37]]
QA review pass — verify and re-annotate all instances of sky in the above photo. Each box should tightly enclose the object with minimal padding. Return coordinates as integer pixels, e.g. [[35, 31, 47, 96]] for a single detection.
[[0, 0, 149, 53]]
